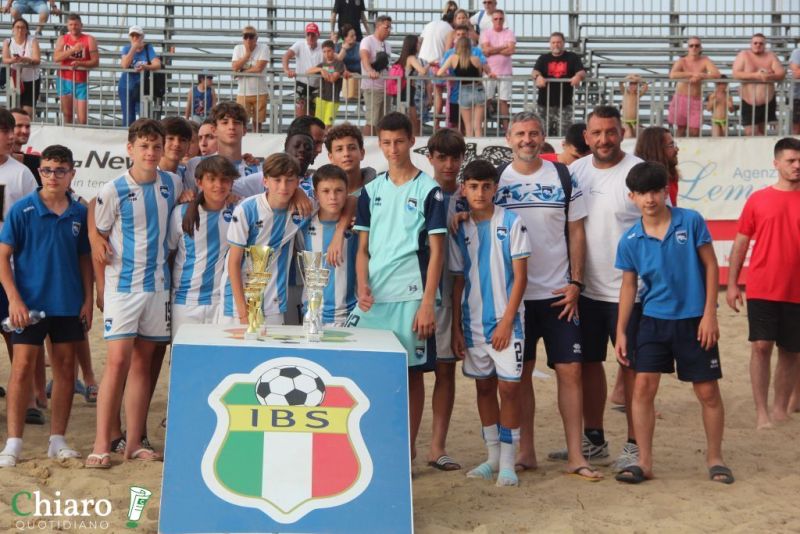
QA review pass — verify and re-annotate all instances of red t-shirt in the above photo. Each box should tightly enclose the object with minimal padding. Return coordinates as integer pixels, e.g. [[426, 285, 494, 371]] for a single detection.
[[737, 186, 800, 303]]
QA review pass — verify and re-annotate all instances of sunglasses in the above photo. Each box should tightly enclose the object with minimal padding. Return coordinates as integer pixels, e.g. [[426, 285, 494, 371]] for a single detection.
[[242, 33, 256, 39], [687, 43, 701, 48]]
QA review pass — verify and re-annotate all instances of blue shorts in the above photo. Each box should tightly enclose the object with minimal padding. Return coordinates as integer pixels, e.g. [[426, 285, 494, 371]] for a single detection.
[[347, 300, 436, 371], [458, 82, 486, 109], [579, 296, 641, 363], [634, 315, 722, 383], [523, 297, 583, 368], [11, 0, 49, 15], [58, 79, 88, 100]]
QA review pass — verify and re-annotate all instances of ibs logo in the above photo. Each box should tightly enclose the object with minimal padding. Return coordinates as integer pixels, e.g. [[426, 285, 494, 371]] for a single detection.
[[201, 358, 373, 524]]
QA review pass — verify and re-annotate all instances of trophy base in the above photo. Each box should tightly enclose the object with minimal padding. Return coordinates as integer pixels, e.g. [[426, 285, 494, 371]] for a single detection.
[[305, 330, 322, 343], [244, 331, 260, 340]]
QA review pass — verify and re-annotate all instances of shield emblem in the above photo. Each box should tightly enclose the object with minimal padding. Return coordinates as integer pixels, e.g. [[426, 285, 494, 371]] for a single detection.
[[676, 230, 688, 244], [72, 221, 81, 237], [496, 226, 508, 240], [201, 358, 373, 524]]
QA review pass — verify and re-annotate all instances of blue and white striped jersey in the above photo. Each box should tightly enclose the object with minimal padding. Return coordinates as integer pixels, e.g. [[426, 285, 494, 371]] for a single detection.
[[168, 203, 235, 306], [296, 215, 358, 325], [95, 170, 182, 293], [450, 206, 530, 347], [221, 193, 315, 317], [185, 154, 261, 193]]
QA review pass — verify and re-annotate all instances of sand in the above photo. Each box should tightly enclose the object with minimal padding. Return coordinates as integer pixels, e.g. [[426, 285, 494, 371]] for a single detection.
[[1, 294, 799, 533]]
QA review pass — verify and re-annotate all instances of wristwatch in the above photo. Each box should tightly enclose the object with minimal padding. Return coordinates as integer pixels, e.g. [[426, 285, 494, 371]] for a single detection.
[[569, 280, 585, 292]]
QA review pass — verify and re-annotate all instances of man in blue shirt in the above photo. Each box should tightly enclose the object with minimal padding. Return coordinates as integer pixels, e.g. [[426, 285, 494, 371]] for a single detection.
[[119, 26, 161, 126], [613, 161, 732, 485], [0, 145, 92, 467]]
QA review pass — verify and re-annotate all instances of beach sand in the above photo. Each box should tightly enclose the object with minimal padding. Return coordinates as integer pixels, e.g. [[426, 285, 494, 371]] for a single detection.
[[1, 294, 799, 533]]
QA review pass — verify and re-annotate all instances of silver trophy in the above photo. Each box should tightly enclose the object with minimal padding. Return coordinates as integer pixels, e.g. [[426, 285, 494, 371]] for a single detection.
[[297, 251, 330, 342]]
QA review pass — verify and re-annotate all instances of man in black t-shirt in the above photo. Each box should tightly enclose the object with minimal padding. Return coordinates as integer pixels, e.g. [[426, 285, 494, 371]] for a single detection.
[[10, 108, 40, 186], [531, 32, 586, 136], [330, 0, 371, 42]]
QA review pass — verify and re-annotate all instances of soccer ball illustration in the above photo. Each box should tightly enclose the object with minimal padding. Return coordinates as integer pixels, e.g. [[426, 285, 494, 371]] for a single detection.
[[255, 365, 326, 406]]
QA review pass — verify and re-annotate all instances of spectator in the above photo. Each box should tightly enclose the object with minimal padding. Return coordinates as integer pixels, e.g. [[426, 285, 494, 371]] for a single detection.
[[284, 23, 323, 119], [480, 9, 515, 131], [336, 23, 361, 75], [538, 123, 590, 165], [53, 14, 98, 125], [330, 0, 370, 42], [442, 24, 487, 131], [532, 32, 585, 137], [3, 0, 59, 37], [619, 74, 648, 138], [306, 39, 346, 126], [1, 18, 40, 117], [668, 37, 719, 137], [232, 25, 270, 132], [184, 71, 216, 122], [197, 118, 217, 156], [634, 126, 680, 206], [733, 33, 785, 136], [470, 0, 497, 36], [184, 120, 200, 160], [706, 76, 734, 137], [360, 15, 392, 136], [789, 45, 800, 134], [119, 26, 161, 127], [445, 9, 478, 49], [438, 36, 494, 137], [419, 10, 454, 131], [393, 35, 428, 134]]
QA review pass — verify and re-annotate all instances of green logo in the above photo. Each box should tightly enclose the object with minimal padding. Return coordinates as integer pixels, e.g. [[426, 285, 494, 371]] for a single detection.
[[126, 486, 152, 529]]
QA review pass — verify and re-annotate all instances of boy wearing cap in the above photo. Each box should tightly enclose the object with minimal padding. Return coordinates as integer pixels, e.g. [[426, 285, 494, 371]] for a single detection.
[[231, 26, 269, 133], [119, 25, 161, 127], [283, 23, 323, 118]]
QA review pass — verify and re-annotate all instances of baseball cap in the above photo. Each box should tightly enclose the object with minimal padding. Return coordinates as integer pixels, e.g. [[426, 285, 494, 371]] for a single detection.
[[305, 23, 320, 35], [128, 25, 144, 36]]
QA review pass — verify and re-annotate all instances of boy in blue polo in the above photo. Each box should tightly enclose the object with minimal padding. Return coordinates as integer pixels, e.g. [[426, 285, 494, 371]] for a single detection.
[[349, 112, 446, 461], [613, 161, 732, 485], [0, 145, 92, 467]]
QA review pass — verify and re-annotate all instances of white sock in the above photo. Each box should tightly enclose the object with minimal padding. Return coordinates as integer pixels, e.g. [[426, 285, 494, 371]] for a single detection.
[[48, 434, 68, 455], [2, 437, 23, 457], [498, 426, 520, 473], [482, 424, 500, 471]]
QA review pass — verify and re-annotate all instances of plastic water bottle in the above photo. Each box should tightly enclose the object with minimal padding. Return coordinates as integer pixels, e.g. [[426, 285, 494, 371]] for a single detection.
[[1, 310, 46, 334]]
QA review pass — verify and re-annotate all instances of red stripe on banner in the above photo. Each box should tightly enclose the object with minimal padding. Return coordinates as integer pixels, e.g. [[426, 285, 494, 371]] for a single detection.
[[311, 433, 359, 498], [708, 220, 748, 285], [321, 385, 355, 408]]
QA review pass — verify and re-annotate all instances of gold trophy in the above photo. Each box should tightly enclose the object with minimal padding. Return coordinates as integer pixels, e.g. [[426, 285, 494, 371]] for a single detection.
[[297, 251, 330, 342], [244, 245, 275, 339]]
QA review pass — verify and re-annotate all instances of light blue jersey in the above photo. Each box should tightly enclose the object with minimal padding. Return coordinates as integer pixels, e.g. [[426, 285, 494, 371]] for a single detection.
[[221, 193, 315, 317], [450, 206, 530, 347], [297, 215, 358, 325], [95, 170, 182, 293], [168, 203, 234, 306]]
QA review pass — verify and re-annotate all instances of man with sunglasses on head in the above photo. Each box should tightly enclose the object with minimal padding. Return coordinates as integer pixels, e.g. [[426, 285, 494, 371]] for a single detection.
[[668, 37, 719, 138], [733, 33, 785, 137], [470, 0, 498, 36], [232, 25, 270, 132]]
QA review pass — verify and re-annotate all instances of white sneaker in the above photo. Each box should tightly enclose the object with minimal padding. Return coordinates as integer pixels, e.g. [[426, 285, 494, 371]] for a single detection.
[[612, 442, 640, 472]]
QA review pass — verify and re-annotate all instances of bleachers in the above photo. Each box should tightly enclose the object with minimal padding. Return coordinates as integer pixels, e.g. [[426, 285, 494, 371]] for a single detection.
[[1, 0, 798, 134]]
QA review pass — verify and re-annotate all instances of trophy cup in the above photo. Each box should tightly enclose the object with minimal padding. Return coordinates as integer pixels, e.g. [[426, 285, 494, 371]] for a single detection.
[[244, 245, 275, 339], [297, 251, 330, 342]]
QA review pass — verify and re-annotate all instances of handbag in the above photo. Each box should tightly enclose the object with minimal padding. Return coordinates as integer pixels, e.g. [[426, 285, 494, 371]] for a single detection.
[[343, 76, 359, 100], [143, 45, 166, 99]]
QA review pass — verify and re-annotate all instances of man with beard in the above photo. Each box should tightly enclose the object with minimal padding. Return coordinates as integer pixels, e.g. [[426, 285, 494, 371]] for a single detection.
[[10, 108, 39, 185]]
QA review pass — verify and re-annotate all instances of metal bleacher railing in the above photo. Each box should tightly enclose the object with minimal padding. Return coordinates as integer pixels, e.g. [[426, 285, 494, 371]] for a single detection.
[[0, 0, 798, 135]]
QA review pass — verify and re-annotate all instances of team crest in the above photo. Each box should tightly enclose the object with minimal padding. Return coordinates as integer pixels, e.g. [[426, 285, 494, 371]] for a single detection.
[[223, 208, 233, 223], [201, 358, 373, 524], [675, 230, 688, 244], [496, 226, 508, 240], [291, 212, 303, 225], [406, 198, 418, 212], [104, 319, 112, 332], [159, 184, 170, 199], [71, 221, 81, 237]]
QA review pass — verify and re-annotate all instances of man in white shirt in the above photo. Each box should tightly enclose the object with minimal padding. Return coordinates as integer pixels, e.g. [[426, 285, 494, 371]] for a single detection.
[[283, 23, 324, 118], [419, 14, 454, 127], [359, 15, 392, 136], [470, 0, 497, 35], [231, 26, 270, 132]]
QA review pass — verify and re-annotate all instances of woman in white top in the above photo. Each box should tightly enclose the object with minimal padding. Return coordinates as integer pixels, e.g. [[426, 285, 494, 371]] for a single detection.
[[2, 18, 41, 116]]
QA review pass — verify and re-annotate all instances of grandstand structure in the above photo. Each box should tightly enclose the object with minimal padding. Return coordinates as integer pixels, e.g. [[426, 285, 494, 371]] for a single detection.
[[1, 0, 799, 135]]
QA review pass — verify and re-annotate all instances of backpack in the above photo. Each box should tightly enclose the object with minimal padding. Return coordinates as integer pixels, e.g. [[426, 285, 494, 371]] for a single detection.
[[385, 62, 406, 96]]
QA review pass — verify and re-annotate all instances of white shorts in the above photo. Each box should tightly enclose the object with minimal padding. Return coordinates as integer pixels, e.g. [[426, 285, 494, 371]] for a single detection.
[[484, 79, 512, 101], [435, 305, 456, 362], [463, 339, 524, 381], [103, 290, 171, 342], [171, 302, 220, 340]]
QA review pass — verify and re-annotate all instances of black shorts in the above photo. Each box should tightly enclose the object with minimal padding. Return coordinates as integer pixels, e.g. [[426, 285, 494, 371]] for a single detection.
[[747, 299, 800, 352], [0, 286, 8, 321], [295, 81, 319, 103], [11, 315, 85, 346], [634, 315, 722, 383], [19, 79, 41, 108], [449, 102, 460, 124], [740, 98, 777, 126], [579, 296, 641, 363], [793, 99, 800, 127], [523, 298, 583, 368]]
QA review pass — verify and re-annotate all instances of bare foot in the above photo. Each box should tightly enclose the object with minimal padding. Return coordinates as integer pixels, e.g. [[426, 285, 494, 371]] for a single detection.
[[515, 453, 538, 471], [756, 415, 773, 430], [771, 409, 791, 424]]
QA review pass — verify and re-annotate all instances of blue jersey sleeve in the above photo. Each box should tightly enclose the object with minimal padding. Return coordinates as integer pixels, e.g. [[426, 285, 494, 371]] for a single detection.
[[424, 187, 447, 235], [353, 187, 371, 232], [692, 210, 712, 248], [614, 233, 637, 272]]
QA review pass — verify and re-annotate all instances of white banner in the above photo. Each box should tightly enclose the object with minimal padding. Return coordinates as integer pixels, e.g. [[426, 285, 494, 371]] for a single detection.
[[29, 126, 783, 221]]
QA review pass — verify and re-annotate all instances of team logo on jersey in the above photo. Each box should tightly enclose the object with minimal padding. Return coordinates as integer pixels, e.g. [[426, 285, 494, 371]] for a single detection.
[[104, 319, 112, 332], [223, 208, 233, 223], [201, 358, 373, 524], [408, 283, 418, 293], [71, 221, 81, 237], [307, 224, 317, 236], [406, 198, 418, 212], [520, 225, 528, 233], [127, 192, 138, 202], [159, 185, 170, 199], [675, 230, 688, 245], [97, 197, 104, 205], [455, 197, 468, 213], [291, 212, 303, 225], [374, 196, 382, 207], [255, 219, 264, 228], [496, 226, 508, 240]]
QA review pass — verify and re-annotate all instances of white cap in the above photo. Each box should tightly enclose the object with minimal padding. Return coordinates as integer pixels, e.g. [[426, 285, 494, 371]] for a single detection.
[[128, 25, 144, 36]]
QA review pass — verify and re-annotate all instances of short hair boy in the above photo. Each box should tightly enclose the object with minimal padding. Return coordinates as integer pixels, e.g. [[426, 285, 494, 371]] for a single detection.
[[306, 40, 346, 126], [160, 116, 193, 188], [614, 161, 732, 485], [450, 158, 530, 486], [348, 112, 446, 461], [0, 144, 91, 467], [325, 122, 376, 197]]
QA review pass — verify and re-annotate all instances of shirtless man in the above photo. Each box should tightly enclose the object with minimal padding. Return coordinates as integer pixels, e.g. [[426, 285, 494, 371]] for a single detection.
[[668, 37, 719, 137], [733, 33, 785, 136]]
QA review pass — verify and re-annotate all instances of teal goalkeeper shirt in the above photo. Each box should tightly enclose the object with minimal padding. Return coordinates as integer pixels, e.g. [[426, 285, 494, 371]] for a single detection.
[[354, 170, 447, 303]]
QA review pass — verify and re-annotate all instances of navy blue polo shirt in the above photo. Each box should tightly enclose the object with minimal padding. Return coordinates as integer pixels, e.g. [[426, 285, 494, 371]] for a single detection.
[[0, 190, 90, 316], [615, 207, 712, 320]]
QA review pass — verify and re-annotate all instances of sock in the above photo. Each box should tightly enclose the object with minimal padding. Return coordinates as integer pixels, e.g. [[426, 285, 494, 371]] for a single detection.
[[48, 434, 68, 455], [2, 437, 22, 457], [498, 426, 519, 473], [584, 428, 605, 446], [482, 424, 500, 471], [627, 438, 637, 445]]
